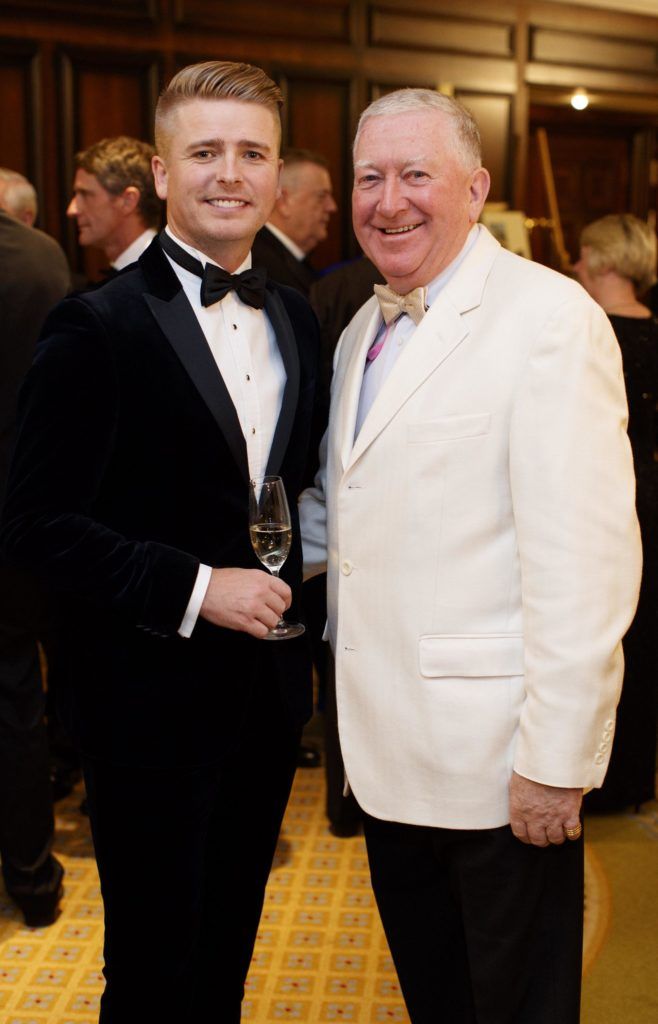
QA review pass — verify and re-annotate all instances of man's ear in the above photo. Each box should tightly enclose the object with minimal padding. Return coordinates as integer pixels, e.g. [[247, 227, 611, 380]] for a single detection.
[[152, 155, 168, 200], [121, 186, 140, 215], [469, 167, 491, 223]]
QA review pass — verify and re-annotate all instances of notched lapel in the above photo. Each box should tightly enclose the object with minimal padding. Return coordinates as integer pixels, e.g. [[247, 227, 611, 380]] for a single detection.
[[348, 298, 469, 469], [264, 287, 300, 477], [144, 288, 249, 482]]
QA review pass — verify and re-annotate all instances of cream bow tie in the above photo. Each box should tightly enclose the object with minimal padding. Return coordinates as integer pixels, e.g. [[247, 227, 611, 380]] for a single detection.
[[374, 283, 427, 326]]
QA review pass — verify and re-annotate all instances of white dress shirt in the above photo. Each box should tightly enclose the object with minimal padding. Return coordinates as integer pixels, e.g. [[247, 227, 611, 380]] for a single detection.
[[355, 225, 480, 438], [162, 227, 286, 636], [112, 228, 157, 270]]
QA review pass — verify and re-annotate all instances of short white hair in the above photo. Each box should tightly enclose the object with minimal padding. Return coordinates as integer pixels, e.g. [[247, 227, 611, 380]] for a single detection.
[[0, 168, 37, 223], [353, 89, 482, 172]]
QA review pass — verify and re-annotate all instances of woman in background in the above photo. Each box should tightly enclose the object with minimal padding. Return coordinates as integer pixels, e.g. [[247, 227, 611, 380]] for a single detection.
[[575, 213, 658, 811]]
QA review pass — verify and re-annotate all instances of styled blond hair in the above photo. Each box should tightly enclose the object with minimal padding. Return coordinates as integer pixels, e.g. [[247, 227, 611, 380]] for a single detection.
[[155, 61, 283, 157], [353, 89, 482, 172], [580, 214, 657, 295]]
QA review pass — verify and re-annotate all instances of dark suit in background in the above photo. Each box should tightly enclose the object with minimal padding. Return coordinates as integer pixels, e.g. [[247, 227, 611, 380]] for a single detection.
[[252, 224, 318, 297], [0, 211, 70, 922], [1, 238, 318, 1020]]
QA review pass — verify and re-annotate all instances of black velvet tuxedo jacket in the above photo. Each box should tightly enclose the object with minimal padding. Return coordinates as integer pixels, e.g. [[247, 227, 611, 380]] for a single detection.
[[0, 238, 319, 766], [251, 227, 318, 297]]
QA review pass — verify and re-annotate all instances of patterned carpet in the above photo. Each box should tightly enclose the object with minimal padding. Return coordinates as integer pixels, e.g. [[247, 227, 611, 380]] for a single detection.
[[0, 769, 656, 1023]]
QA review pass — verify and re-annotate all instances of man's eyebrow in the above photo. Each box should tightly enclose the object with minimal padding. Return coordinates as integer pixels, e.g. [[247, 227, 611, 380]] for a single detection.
[[183, 138, 273, 153], [354, 155, 428, 170]]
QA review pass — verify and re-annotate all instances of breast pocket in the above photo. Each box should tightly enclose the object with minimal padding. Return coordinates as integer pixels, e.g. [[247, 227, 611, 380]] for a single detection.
[[408, 413, 491, 445]]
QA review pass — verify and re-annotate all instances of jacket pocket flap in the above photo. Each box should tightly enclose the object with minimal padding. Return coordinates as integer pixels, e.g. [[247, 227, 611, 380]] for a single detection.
[[419, 634, 524, 678], [408, 413, 491, 444]]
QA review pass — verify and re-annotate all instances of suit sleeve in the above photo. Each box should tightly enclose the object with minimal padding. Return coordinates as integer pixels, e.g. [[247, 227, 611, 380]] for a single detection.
[[0, 297, 199, 635], [509, 295, 642, 789]]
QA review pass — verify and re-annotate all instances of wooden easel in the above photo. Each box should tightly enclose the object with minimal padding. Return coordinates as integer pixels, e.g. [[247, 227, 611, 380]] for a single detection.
[[534, 128, 573, 273]]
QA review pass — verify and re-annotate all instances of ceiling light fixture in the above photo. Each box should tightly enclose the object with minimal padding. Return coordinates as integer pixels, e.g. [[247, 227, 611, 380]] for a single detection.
[[570, 88, 589, 111]]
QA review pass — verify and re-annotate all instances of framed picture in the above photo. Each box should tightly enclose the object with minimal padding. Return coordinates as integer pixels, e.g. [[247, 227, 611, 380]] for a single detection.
[[480, 208, 532, 259]]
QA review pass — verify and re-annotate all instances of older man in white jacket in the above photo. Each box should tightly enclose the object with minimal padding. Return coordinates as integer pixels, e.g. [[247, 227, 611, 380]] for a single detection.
[[300, 88, 641, 1024]]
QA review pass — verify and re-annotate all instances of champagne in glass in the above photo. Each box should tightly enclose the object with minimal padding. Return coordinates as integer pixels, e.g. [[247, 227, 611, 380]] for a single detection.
[[249, 475, 305, 640]]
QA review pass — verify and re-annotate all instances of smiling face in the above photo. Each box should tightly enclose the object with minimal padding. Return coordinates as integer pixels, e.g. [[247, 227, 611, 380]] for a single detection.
[[352, 110, 490, 293], [152, 97, 282, 270]]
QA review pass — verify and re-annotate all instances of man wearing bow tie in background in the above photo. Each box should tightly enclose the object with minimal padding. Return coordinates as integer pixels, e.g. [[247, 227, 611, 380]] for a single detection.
[[300, 89, 640, 1023], [1, 61, 318, 1024]]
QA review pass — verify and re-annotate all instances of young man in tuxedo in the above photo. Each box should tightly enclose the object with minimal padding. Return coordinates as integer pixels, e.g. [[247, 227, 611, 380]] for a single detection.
[[300, 89, 641, 1023], [1, 61, 318, 1023]]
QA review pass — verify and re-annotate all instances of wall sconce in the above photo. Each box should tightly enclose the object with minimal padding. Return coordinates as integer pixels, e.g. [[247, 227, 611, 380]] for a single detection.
[[570, 88, 589, 111]]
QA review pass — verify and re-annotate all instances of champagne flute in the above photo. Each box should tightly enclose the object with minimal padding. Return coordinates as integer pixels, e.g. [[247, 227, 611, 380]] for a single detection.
[[249, 475, 305, 640]]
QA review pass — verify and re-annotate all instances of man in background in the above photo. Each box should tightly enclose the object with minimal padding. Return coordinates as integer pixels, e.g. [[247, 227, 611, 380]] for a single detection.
[[67, 135, 161, 271], [252, 147, 336, 296], [0, 209, 70, 925], [0, 168, 38, 227]]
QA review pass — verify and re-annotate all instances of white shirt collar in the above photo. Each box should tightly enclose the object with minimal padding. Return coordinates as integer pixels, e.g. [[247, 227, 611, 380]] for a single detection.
[[264, 222, 306, 262], [111, 228, 157, 270]]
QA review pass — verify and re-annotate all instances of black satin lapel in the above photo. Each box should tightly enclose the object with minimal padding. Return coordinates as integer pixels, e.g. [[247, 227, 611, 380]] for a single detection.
[[264, 288, 300, 477], [144, 289, 249, 482]]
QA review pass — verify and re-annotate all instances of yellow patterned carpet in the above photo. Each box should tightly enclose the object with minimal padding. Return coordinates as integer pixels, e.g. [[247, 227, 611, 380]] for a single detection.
[[0, 769, 656, 1023]]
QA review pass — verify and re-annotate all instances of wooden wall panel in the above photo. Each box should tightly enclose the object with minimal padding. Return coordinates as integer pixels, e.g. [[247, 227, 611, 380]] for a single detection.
[[174, 0, 351, 43], [0, 42, 43, 219], [284, 75, 353, 266], [531, 28, 658, 73], [370, 10, 513, 57], [0, 45, 39, 178], [1, 0, 658, 269], [0, 0, 156, 22]]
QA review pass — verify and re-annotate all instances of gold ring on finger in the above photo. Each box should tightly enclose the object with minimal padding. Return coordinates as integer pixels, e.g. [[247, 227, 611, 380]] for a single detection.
[[563, 825, 582, 840]]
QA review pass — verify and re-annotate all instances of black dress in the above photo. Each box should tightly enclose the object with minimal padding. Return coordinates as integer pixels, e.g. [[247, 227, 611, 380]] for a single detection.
[[586, 314, 658, 811]]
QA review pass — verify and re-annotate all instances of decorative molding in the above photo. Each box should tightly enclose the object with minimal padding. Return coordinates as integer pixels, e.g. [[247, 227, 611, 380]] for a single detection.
[[369, 8, 514, 57], [173, 0, 351, 43], [531, 27, 658, 73], [0, 0, 157, 22]]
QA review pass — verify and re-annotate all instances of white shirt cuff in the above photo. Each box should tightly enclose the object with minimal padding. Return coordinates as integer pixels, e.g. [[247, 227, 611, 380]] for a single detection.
[[178, 563, 212, 638]]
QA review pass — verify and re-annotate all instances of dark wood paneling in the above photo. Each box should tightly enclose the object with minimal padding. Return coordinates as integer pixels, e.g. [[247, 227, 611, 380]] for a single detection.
[[531, 28, 658, 74], [58, 48, 161, 278], [0, 0, 156, 22], [174, 0, 351, 43], [370, 9, 513, 57], [527, 108, 634, 264], [2, 0, 658, 266], [0, 40, 42, 215], [0, 42, 39, 176], [283, 74, 353, 267]]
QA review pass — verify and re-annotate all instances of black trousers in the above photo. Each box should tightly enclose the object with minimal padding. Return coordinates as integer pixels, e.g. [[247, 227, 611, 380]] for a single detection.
[[0, 607, 57, 899], [363, 813, 584, 1024], [83, 680, 301, 1024]]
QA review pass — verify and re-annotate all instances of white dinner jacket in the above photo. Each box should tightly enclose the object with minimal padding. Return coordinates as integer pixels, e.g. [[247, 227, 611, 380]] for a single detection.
[[300, 226, 642, 830]]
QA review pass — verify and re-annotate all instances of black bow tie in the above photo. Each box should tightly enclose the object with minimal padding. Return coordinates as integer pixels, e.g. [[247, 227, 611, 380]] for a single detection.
[[159, 230, 268, 309]]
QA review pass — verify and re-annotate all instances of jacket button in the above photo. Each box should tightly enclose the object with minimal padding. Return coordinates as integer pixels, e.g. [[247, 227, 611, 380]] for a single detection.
[[594, 753, 605, 764], [605, 719, 614, 729], [341, 559, 353, 576]]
